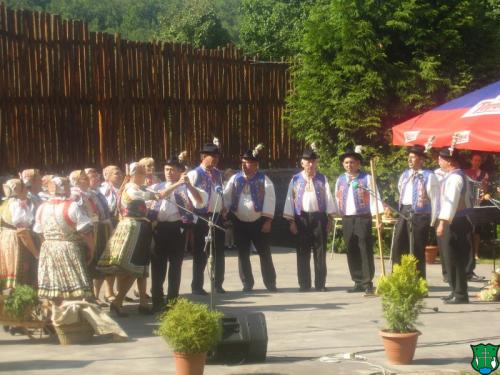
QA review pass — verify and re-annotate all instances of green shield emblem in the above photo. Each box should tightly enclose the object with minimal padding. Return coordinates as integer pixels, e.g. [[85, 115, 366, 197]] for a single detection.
[[471, 344, 499, 375]]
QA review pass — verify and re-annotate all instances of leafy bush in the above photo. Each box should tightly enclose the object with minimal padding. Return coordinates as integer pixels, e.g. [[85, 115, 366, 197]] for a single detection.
[[377, 255, 427, 333], [155, 298, 223, 354], [3, 285, 39, 319]]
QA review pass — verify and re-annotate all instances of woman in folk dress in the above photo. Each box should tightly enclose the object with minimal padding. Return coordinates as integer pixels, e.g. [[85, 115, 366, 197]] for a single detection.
[[34, 177, 95, 303], [0, 179, 39, 290], [98, 163, 167, 316]]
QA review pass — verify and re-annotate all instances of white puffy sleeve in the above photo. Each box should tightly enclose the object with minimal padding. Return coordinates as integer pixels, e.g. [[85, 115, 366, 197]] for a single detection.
[[9, 199, 35, 228], [323, 176, 337, 215], [188, 186, 208, 209], [262, 176, 276, 219], [427, 173, 440, 226], [283, 179, 295, 221], [68, 202, 93, 232], [33, 203, 46, 234], [367, 174, 384, 215]]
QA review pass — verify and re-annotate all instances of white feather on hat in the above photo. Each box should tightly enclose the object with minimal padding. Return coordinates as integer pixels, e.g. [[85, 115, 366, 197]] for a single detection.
[[424, 136, 436, 153], [252, 143, 264, 157], [129, 162, 139, 175], [178, 150, 188, 162], [213, 137, 220, 147], [354, 145, 364, 155]]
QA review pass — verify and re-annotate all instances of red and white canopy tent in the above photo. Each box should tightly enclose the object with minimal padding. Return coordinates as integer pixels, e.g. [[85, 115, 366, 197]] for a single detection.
[[392, 80, 500, 152]]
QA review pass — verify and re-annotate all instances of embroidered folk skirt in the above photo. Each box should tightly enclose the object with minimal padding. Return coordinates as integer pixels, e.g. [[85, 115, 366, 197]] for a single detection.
[[0, 228, 38, 290], [37, 239, 93, 299], [88, 221, 113, 279], [97, 218, 152, 278]]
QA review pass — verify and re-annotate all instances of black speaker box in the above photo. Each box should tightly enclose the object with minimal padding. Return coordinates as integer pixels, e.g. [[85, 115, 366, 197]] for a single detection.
[[208, 312, 268, 364]]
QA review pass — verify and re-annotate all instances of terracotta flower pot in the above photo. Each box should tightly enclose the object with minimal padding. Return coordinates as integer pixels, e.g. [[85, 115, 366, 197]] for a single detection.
[[425, 245, 438, 264], [174, 352, 207, 375], [379, 330, 420, 365]]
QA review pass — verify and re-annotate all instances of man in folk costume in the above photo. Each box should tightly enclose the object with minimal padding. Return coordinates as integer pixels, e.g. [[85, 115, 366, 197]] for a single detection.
[[436, 148, 473, 304], [223, 144, 278, 292], [187, 138, 226, 294], [283, 147, 336, 292], [149, 154, 207, 311], [334, 146, 383, 295], [392, 145, 439, 279]]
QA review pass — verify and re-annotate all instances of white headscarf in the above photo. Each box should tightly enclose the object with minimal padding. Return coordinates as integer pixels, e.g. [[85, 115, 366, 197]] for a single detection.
[[2, 179, 22, 199]]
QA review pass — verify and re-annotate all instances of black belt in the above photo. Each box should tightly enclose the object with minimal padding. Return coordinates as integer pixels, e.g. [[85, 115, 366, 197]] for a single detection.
[[297, 212, 328, 220], [156, 220, 182, 225], [342, 214, 371, 218]]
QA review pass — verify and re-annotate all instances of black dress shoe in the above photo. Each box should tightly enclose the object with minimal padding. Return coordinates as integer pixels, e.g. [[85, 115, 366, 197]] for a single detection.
[[267, 286, 278, 293], [468, 273, 485, 282], [299, 287, 311, 292], [441, 293, 454, 301], [192, 289, 208, 296], [347, 285, 364, 293], [315, 287, 328, 292], [443, 297, 469, 304], [363, 286, 375, 297], [215, 286, 226, 294], [242, 286, 253, 292]]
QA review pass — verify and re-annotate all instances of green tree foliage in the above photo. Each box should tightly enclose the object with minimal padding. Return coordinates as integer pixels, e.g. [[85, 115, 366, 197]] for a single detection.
[[239, 0, 313, 60], [215, 0, 242, 43], [155, 0, 231, 48], [3, 0, 51, 11], [286, 0, 500, 155]]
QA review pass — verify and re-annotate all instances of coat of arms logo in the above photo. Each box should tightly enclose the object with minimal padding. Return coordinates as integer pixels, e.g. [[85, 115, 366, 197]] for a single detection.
[[471, 344, 499, 375]]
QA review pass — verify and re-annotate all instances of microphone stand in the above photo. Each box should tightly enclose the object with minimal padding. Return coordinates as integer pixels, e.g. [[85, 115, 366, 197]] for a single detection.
[[351, 182, 414, 266], [148, 185, 226, 310], [206, 191, 223, 310]]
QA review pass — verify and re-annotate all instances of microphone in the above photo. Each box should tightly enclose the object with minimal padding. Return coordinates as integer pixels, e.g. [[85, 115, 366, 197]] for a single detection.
[[351, 180, 371, 193], [214, 185, 224, 195]]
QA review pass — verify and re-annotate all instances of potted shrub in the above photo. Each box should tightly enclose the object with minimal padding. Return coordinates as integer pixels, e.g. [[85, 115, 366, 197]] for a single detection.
[[155, 298, 222, 375], [377, 255, 428, 364], [425, 230, 438, 264], [1, 285, 39, 321]]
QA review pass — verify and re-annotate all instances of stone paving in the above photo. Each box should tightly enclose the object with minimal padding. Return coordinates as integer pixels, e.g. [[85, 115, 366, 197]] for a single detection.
[[1, 248, 498, 375]]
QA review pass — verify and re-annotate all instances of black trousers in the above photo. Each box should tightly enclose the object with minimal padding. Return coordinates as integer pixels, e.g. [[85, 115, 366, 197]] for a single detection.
[[295, 212, 328, 290], [191, 214, 225, 291], [437, 216, 471, 300], [233, 217, 276, 290], [442, 222, 476, 280], [151, 221, 184, 300], [342, 215, 374, 289], [392, 206, 430, 278]]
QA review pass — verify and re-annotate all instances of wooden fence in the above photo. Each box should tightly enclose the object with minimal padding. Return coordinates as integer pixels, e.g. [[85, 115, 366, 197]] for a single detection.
[[0, 3, 301, 174]]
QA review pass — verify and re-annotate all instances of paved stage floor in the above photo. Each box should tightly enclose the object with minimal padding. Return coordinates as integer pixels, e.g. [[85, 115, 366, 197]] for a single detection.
[[1, 248, 498, 374]]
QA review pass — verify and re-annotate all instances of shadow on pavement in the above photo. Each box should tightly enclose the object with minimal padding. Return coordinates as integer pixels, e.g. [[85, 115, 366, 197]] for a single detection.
[[411, 356, 471, 365], [0, 359, 92, 372]]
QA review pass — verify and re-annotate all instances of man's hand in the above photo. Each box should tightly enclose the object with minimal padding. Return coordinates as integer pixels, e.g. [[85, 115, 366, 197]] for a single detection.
[[261, 219, 272, 233], [180, 172, 191, 186], [436, 220, 447, 237], [289, 221, 298, 235]]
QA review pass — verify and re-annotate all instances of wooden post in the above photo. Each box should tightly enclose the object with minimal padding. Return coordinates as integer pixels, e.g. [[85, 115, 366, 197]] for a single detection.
[[98, 109, 104, 167], [370, 158, 386, 276]]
